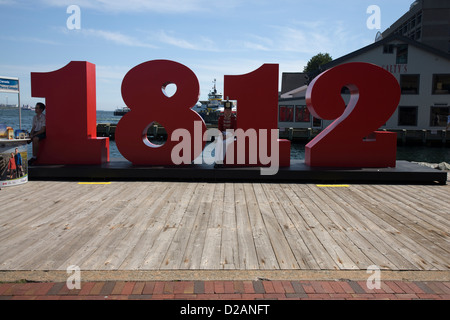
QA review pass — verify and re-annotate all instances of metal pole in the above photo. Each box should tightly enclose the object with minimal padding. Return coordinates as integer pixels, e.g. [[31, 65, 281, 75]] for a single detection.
[[18, 78, 21, 130]]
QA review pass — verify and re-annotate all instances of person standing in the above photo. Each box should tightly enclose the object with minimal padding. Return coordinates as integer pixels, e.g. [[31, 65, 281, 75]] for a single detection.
[[8, 152, 17, 180], [14, 147, 23, 178], [215, 102, 237, 167], [28, 102, 46, 165]]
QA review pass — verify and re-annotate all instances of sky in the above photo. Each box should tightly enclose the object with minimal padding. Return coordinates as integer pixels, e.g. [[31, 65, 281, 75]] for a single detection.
[[0, 0, 414, 111]]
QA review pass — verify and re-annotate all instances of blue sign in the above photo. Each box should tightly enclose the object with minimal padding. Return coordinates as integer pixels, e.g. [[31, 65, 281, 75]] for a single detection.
[[0, 77, 19, 93]]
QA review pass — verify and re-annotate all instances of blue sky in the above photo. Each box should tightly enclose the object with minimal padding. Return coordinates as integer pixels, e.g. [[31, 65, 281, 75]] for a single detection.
[[0, 0, 413, 111]]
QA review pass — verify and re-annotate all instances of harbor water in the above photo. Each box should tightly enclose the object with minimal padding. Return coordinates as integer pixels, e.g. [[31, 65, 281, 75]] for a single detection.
[[1, 108, 449, 163]]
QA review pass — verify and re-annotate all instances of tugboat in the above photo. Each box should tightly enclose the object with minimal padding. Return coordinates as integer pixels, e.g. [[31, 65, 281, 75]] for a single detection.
[[194, 79, 225, 124], [206, 79, 223, 111], [113, 106, 131, 116]]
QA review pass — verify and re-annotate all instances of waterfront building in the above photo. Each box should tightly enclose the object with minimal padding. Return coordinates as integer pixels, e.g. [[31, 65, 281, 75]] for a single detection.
[[278, 0, 450, 143], [381, 0, 450, 54], [278, 34, 450, 143]]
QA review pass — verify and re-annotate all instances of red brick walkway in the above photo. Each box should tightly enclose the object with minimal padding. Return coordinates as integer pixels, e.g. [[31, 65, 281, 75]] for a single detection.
[[1, 280, 449, 300]]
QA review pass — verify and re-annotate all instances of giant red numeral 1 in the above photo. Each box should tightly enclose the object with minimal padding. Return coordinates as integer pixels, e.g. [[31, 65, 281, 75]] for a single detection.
[[224, 64, 291, 168], [31, 61, 110, 165], [305, 62, 401, 168], [115, 60, 207, 165]]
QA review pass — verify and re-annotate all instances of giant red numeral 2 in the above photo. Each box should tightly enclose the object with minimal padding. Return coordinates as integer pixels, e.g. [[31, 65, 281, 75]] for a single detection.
[[224, 64, 291, 168], [31, 61, 109, 165], [115, 60, 207, 165], [305, 63, 401, 168]]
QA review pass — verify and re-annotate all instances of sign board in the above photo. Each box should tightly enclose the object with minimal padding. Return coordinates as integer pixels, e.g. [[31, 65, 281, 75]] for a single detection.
[[0, 140, 28, 187], [0, 77, 20, 93]]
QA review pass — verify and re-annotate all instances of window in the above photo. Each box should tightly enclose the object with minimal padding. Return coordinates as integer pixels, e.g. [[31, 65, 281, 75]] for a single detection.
[[432, 74, 450, 94], [312, 117, 322, 128], [398, 106, 418, 126], [396, 44, 408, 64], [415, 28, 421, 40], [400, 75, 420, 94], [279, 105, 294, 122], [295, 106, 311, 122], [383, 44, 394, 54], [417, 13, 422, 25], [430, 107, 450, 127]]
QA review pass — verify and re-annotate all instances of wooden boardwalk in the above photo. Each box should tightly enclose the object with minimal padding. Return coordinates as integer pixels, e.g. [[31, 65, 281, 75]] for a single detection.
[[0, 178, 449, 272]]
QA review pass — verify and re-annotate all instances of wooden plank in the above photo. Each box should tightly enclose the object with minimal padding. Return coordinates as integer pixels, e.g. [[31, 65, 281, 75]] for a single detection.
[[0, 180, 448, 273], [302, 184, 376, 270], [0, 182, 131, 270], [377, 184, 450, 230], [288, 184, 358, 270], [349, 185, 449, 270], [395, 184, 450, 218], [200, 183, 224, 269], [40, 182, 154, 270], [376, 185, 450, 254], [159, 183, 207, 269], [269, 184, 321, 270], [180, 183, 216, 269], [0, 181, 82, 243], [254, 183, 299, 269], [260, 183, 309, 269], [309, 185, 399, 270], [311, 186, 410, 270], [70, 184, 175, 269], [0, 181, 63, 219], [277, 184, 337, 270], [234, 183, 259, 269], [220, 183, 239, 269], [138, 183, 199, 270], [243, 183, 279, 269], [100, 183, 182, 270], [83, 182, 175, 270], [117, 182, 182, 270]]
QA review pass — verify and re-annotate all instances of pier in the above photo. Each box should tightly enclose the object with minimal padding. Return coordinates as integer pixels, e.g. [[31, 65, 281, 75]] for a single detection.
[[0, 175, 449, 299]]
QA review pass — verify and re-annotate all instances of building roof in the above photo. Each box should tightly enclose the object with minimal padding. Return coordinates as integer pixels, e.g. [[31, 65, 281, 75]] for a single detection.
[[280, 85, 308, 99], [321, 34, 450, 71], [280, 73, 309, 95]]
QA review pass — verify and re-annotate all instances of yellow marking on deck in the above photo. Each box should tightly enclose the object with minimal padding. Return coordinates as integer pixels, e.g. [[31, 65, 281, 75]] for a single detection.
[[78, 182, 112, 185], [316, 185, 350, 188]]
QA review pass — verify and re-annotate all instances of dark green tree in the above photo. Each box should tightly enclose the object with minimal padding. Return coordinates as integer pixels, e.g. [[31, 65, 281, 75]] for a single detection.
[[303, 53, 332, 73], [303, 53, 333, 84]]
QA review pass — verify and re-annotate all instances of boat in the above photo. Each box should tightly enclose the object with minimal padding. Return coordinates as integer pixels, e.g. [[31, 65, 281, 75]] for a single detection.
[[113, 106, 131, 116], [194, 79, 232, 124], [206, 79, 223, 111]]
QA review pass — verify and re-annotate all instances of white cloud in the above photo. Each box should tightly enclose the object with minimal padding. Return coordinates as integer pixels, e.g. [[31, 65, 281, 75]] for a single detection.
[[157, 30, 198, 50], [0, 35, 60, 46], [156, 30, 218, 51], [80, 29, 157, 48], [38, 0, 236, 14]]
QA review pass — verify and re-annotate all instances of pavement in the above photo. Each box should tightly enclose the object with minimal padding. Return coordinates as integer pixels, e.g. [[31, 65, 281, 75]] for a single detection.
[[1, 279, 449, 300]]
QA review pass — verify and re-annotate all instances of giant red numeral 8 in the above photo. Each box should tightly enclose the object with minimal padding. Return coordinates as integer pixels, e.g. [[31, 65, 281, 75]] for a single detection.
[[115, 60, 207, 165], [305, 62, 401, 168]]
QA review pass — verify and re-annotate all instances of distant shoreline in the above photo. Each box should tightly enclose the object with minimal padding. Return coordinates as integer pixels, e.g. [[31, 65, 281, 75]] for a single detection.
[[0, 106, 34, 111], [1, 106, 113, 112]]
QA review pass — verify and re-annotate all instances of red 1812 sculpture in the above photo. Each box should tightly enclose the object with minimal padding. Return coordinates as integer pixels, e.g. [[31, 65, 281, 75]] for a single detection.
[[30, 60, 400, 170]]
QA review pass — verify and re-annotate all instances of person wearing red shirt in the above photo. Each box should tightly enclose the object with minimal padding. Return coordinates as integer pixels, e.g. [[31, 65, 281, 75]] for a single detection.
[[8, 152, 17, 180], [215, 102, 236, 167]]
